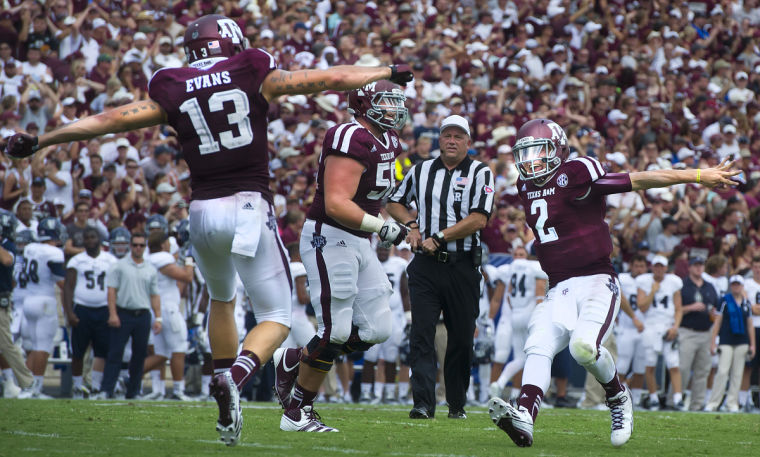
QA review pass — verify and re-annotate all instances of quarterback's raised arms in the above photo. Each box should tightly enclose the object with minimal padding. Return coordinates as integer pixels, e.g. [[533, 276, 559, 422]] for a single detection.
[[630, 157, 740, 191]]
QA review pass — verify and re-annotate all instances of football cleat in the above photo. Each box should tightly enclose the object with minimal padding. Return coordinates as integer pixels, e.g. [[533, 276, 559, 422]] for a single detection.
[[210, 371, 242, 446], [72, 385, 90, 399], [280, 406, 338, 432], [409, 406, 433, 419], [168, 391, 192, 402], [647, 396, 660, 411], [488, 397, 534, 447], [272, 347, 300, 408], [606, 386, 633, 447], [3, 379, 21, 398]]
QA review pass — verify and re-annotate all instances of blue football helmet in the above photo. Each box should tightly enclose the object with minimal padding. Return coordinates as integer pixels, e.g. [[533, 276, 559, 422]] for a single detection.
[[15, 229, 35, 246], [37, 217, 66, 243], [109, 227, 131, 259], [147, 214, 168, 235], [0, 209, 17, 241], [176, 219, 190, 247]]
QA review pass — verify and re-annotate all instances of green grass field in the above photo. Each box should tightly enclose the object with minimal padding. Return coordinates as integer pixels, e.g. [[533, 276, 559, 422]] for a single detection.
[[1, 400, 758, 457]]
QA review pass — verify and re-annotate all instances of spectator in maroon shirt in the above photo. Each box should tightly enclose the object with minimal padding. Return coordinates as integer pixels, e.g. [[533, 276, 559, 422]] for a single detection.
[[279, 209, 305, 246], [283, 23, 310, 55]]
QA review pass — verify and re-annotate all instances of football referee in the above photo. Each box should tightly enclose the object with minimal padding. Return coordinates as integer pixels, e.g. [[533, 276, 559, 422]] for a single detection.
[[387, 115, 495, 419]]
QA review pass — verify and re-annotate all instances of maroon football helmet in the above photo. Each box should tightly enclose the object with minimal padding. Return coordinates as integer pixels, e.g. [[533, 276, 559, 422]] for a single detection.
[[184, 14, 248, 66], [347, 80, 408, 130], [513, 118, 570, 183]]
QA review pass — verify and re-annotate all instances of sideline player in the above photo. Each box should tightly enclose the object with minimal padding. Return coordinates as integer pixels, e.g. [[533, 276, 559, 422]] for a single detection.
[[271, 80, 410, 432], [18, 218, 65, 398], [489, 246, 547, 400], [486, 119, 739, 448], [5, 15, 412, 445], [63, 226, 117, 398], [637, 255, 684, 410], [614, 254, 647, 407]]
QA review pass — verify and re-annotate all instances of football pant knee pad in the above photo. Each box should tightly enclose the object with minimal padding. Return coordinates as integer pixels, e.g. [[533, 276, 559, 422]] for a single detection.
[[303, 336, 344, 372], [569, 338, 598, 367], [341, 340, 374, 354]]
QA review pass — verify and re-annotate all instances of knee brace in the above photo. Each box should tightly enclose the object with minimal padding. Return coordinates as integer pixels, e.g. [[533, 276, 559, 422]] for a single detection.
[[303, 336, 344, 372], [340, 325, 377, 354], [570, 338, 598, 367]]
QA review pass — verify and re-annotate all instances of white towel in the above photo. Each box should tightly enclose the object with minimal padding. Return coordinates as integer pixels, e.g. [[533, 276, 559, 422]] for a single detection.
[[230, 192, 262, 258]]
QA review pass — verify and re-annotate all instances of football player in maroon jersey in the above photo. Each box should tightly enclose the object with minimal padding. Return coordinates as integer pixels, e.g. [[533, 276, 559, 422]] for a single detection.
[[272, 80, 409, 432], [487, 119, 738, 448], [5, 14, 412, 446]]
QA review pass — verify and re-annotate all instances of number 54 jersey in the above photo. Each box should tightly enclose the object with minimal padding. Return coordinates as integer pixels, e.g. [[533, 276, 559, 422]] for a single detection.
[[635, 273, 683, 327], [517, 157, 632, 287], [68, 251, 118, 306], [148, 48, 276, 202]]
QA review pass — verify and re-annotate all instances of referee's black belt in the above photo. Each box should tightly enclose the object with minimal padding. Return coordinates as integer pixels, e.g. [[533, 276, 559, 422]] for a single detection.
[[431, 250, 472, 264], [117, 307, 150, 317]]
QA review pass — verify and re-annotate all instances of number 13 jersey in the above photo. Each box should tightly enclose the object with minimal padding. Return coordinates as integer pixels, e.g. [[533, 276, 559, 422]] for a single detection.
[[516, 157, 632, 288], [148, 48, 276, 202], [68, 251, 118, 307]]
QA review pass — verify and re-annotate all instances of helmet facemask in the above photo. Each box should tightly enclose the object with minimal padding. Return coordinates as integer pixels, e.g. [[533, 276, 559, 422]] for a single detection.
[[366, 90, 408, 130], [513, 136, 562, 185]]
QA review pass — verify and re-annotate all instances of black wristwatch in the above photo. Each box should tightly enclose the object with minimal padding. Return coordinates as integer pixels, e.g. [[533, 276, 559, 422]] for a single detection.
[[431, 231, 445, 245]]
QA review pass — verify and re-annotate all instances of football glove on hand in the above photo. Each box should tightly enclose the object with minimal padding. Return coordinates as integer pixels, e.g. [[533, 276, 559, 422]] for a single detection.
[[5, 133, 39, 159], [378, 219, 409, 246], [389, 64, 413, 85]]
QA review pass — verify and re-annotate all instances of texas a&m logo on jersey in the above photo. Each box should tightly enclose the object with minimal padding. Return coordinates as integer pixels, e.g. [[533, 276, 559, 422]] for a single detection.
[[311, 232, 327, 250]]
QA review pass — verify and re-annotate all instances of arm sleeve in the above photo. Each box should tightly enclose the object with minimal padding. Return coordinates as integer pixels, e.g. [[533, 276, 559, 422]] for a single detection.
[[590, 173, 633, 196], [389, 164, 416, 206], [149, 269, 159, 296], [48, 261, 66, 278], [322, 124, 372, 167], [470, 164, 495, 217]]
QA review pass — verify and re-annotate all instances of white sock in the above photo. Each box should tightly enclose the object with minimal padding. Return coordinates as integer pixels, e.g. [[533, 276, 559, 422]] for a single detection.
[[632, 388, 642, 405], [150, 371, 161, 393], [91, 371, 103, 391], [361, 382, 372, 396], [2, 368, 13, 381], [374, 382, 384, 399], [467, 376, 476, 401], [398, 382, 409, 398], [73, 376, 83, 389], [739, 390, 749, 407], [705, 389, 712, 406], [384, 383, 395, 399], [649, 393, 659, 402], [202, 375, 211, 396], [673, 392, 683, 404], [521, 354, 553, 393], [159, 379, 166, 395], [174, 380, 185, 395], [33, 376, 44, 393]]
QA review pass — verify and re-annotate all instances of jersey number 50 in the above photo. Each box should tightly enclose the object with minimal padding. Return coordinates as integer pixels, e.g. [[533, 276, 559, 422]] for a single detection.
[[179, 89, 253, 155]]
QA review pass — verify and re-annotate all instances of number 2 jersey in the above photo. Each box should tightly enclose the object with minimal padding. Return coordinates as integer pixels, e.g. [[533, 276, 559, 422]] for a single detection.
[[67, 250, 118, 307], [635, 273, 683, 326], [307, 121, 402, 238], [148, 48, 276, 202], [22, 242, 65, 297], [516, 157, 632, 288]]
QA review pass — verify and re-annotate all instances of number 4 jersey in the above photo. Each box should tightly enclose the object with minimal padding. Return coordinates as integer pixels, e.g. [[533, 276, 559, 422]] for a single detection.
[[148, 48, 276, 202], [517, 157, 632, 287], [307, 121, 402, 238], [68, 251, 118, 306]]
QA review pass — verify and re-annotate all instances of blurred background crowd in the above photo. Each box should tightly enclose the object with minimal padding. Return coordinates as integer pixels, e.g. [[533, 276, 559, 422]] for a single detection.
[[0, 0, 759, 411]]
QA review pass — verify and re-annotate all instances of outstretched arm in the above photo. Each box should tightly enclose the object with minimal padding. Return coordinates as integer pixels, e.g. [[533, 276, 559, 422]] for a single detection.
[[261, 65, 411, 102], [39, 100, 167, 149], [630, 158, 739, 191]]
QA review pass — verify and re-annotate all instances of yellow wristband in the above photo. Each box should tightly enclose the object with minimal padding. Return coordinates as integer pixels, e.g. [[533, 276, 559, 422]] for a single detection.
[[696, 169, 701, 184]]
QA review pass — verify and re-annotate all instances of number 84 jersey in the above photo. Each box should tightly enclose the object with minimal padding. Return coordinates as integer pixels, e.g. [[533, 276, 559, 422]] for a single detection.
[[635, 273, 683, 325], [67, 251, 118, 307], [307, 121, 402, 238], [517, 157, 632, 288]]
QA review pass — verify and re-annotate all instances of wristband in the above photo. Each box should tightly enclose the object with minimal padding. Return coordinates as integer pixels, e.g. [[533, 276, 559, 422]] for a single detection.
[[185, 257, 194, 267], [405, 220, 419, 229], [696, 169, 701, 184], [360, 213, 384, 233], [155, 317, 163, 323]]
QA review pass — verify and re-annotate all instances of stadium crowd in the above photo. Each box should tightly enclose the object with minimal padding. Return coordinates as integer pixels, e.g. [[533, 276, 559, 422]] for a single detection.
[[0, 0, 759, 414]]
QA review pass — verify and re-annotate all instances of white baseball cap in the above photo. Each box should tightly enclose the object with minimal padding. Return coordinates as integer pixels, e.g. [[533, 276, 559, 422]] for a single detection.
[[730, 274, 745, 285], [652, 255, 669, 267], [440, 115, 471, 137], [116, 137, 130, 148]]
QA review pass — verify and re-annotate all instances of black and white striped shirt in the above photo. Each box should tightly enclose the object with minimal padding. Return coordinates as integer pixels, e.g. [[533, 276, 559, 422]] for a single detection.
[[389, 156, 495, 252]]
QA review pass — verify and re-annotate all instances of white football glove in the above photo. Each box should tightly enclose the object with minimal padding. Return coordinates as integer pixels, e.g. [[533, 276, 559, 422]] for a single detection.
[[378, 220, 409, 246]]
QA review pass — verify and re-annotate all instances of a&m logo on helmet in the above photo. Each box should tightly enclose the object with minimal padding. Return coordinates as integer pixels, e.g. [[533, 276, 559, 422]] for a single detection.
[[217, 18, 244, 44], [547, 122, 567, 146]]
